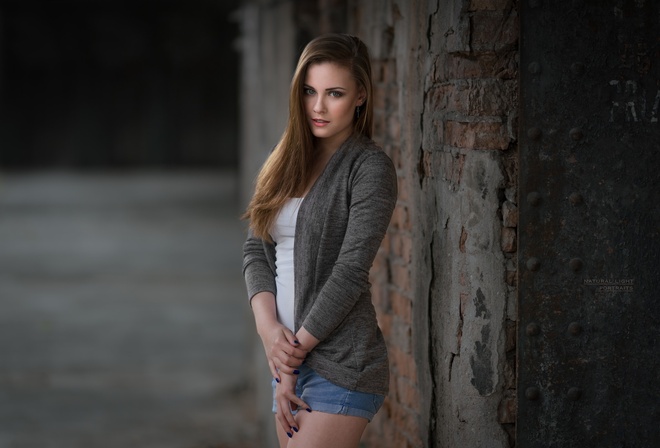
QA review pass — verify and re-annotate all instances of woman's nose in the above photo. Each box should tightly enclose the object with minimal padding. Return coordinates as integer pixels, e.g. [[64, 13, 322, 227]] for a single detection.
[[313, 95, 326, 113]]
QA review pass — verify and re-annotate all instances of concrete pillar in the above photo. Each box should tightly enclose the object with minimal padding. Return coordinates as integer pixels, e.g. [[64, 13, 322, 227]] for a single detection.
[[237, 1, 296, 446]]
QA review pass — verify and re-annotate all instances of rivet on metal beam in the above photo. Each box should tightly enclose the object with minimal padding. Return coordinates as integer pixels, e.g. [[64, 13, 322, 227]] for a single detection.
[[567, 322, 583, 336], [525, 387, 540, 400], [527, 127, 542, 140], [526, 322, 541, 336], [526, 257, 541, 271], [569, 258, 583, 272], [567, 387, 582, 401], [527, 192, 542, 206], [569, 127, 584, 141], [528, 62, 541, 74], [570, 62, 585, 76], [569, 192, 583, 205]]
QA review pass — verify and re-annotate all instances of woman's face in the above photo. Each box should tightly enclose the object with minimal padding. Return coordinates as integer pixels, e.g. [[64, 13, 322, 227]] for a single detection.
[[303, 62, 365, 151]]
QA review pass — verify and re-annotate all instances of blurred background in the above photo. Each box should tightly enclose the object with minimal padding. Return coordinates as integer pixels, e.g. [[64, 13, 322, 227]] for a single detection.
[[0, 1, 256, 447], [0, 0, 239, 168]]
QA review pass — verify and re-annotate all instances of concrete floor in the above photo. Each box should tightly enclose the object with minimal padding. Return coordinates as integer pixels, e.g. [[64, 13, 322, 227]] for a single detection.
[[0, 171, 257, 448]]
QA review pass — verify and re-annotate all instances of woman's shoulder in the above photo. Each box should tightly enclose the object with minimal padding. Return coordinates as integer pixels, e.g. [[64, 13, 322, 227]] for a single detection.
[[344, 134, 381, 153], [337, 136, 396, 188], [341, 135, 391, 165]]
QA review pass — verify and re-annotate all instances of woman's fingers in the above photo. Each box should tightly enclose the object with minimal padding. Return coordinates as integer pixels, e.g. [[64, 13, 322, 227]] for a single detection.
[[275, 373, 308, 438], [275, 394, 310, 438], [289, 394, 311, 415], [282, 327, 303, 347], [270, 338, 306, 374], [272, 354, 302, 375], [268, 359, 280, 383], [273, 333, 308, 359], [261, 325, 308, 379], [276, 399, 298, 438]]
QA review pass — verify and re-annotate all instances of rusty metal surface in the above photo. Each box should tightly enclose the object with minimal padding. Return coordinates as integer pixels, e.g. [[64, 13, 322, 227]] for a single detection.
[[518, 0, 660, 446]]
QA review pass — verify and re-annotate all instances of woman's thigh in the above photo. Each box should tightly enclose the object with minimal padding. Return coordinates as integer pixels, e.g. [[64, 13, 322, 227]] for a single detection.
[[286, 410, 368, 448]]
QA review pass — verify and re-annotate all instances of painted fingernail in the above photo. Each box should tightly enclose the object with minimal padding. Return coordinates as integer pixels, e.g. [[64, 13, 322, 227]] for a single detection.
[[306, 407, 312, 413], [293, 369, 300, 375], [287, 432, 293, 438], [292, 426, 299, 433], [275, 378, 280, 383], [294, 340, 300, 344]]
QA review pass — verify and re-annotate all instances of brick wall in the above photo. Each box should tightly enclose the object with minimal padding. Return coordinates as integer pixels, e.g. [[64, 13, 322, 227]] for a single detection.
[[348, 1, 519, 447]]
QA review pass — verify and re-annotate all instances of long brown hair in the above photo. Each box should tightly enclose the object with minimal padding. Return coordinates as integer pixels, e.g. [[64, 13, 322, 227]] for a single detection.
[[243, 33, 374, 241]]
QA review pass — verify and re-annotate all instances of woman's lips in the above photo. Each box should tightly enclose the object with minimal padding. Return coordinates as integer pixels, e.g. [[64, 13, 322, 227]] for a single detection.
[[312, 118, 329, 127]]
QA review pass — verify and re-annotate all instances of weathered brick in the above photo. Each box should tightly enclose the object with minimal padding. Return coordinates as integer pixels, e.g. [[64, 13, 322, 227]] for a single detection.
[[395, 377, 417, 408], [506, 284, 517, 321], [445, 120, 510, 150], [459, 270, 467, 287], [391, 260, 411, 292], [506, 268, 517, 287], [391, 316, 412, 353], [459, 226, 468, 252], [397, 175, 409, 201], [391, 204, 411, 231], [501, 226, 516, 253], [421, 149, 435, 180], [370, 275, 389, 310], [387, 114, 401, 141], [389, 345, 417, 381], [441, 151, 465, 186], [372, 59, 389, 83], [470, 10, 519, 52], [460, 292, 470, 318], [505, 319, 516, 352], [502, 200, 518, 227], [498, 389, 517, 424], [439, 51, 518, 80], [388, 142, 405, 170], [388, 401, 420, 437], [391, 290, 412, 323], [372, 83, 387, 110], [400, 234, 412, 263], [430, 80, 516, 117], [388, 232, 401, 258]]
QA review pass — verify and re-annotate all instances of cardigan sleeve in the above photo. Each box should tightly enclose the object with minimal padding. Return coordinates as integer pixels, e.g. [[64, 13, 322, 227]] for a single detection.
[[242, 229, 277, 303], [300, 150, 397, 341]]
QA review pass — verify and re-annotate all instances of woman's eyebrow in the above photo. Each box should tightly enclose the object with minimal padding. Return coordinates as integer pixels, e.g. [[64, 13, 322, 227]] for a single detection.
[[303, 84, 347, 91]]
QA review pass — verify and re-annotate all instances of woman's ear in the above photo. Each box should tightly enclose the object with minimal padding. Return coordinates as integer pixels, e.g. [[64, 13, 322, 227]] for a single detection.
[[357, 88, 366, 106], [357, 97, 366, 107]]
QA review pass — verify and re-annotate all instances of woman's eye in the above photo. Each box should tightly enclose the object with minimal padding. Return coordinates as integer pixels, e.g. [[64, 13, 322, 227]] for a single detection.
[[329, 91, 343, 98], [304, 88, 315, 95]]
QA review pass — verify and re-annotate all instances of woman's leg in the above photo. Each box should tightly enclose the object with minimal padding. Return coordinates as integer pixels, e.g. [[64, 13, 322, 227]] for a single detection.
[[275, 415, 291, 448], [286, 411, 368, 448]]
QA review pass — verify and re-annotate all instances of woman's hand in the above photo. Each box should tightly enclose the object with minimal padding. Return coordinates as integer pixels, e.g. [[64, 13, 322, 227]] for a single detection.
[[275, 372, 311, 438], [250, 292, 307, 381], [259, 322, 307, 380]]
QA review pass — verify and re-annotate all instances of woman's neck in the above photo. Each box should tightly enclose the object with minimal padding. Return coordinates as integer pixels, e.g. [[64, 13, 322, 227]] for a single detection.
[[302, 141, 341, 196]]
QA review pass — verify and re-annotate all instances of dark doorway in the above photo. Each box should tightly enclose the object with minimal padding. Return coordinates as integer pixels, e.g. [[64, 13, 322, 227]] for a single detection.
[[0, 0, 240, 168]]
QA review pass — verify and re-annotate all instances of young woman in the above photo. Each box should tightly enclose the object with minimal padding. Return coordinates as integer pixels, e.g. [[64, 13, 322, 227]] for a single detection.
[[242, 33, 397, 448]]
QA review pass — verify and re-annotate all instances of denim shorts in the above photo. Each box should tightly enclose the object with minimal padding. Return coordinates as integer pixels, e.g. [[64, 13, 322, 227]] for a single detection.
[[271, 363, 385, 422]]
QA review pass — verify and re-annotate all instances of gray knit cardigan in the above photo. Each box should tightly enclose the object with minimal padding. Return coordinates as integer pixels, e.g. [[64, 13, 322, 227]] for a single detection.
[[242, 135, 397, 396]]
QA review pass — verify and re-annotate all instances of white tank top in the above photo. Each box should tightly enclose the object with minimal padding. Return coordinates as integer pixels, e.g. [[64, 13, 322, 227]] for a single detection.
[[270, 197, 304, 332]]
